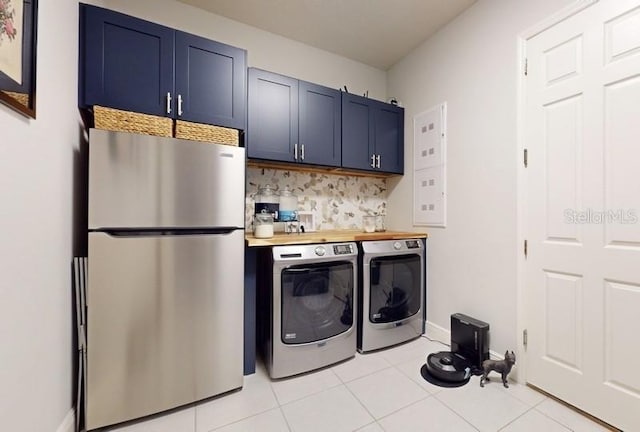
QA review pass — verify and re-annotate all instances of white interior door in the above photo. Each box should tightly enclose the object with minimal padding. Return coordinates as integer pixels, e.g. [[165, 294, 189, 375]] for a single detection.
[[524, 1, 640, 430]]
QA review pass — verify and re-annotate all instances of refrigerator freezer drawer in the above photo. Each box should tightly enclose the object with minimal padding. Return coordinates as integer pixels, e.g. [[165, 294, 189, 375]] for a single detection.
[[88, 128, 246, 230], [86, 230, 244, 430]]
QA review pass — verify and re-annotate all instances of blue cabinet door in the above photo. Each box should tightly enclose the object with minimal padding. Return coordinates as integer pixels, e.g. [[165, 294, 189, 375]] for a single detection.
[[341, 93, 375, 171], [247, 68, 298, 162], [298, 81, 341, 167], [374, 101, 404, 174], [80, 4, 174, 116], [175, 32, 246, 129], [342, 93, 404, 174]]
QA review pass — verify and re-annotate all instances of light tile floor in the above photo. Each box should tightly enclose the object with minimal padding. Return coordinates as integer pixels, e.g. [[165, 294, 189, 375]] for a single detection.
[[107, 337, 610, 432]]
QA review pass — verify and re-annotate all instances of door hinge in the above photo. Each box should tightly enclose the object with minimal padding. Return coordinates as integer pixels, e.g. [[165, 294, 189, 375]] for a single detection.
[[523, 329, 528, 348], [524, 239, 528, 258], [524, 58, 528, 76], [524, 148, 528, 167]]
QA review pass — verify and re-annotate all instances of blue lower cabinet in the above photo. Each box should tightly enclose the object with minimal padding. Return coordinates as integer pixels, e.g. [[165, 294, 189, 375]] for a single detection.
[[244, 247, 257, 375]]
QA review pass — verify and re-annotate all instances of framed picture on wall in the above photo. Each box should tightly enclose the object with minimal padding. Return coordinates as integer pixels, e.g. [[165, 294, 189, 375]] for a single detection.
[[0, 0, 38, 118]]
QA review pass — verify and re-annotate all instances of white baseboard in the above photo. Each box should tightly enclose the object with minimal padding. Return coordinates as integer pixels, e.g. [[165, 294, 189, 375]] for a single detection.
[[56, 408, 75, 432], [424, 320, 450, 346]]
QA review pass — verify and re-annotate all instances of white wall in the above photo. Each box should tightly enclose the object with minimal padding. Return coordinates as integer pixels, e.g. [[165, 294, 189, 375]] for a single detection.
[[0, 1, 581, 428], [0, 0, 80, 431], [386, 0, 573, 353], [1, 2, 384, 431], [83, 0, 387, 100]]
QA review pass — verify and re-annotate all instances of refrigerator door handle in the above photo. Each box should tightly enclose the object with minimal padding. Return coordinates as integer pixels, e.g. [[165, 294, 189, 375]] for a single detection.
[[92, 227, 242, 237]]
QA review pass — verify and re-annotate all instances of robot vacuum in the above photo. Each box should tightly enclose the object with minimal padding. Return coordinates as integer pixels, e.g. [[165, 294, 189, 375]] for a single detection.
[[420, 313, 490, 387], [421, 352, 472, 387]]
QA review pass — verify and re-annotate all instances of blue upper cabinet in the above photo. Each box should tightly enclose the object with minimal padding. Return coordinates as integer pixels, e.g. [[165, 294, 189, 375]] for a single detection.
[[247, 68, 341, 168], [373, 100, 404, 174], [342, 93, 375, 171], [174, 31, 246, 129], [299, 81, 342, 167], [80, 4, 246, 130], [342, 93, 404, 174], [80, 4, 174, 117], [247, 69, 298, 162]]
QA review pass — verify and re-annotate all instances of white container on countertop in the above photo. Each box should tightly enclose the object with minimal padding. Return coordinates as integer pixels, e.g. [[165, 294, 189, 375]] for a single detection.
[[278, 186, 298, 222], [254, 212, 274, 238], [363, 215, 376, 233]]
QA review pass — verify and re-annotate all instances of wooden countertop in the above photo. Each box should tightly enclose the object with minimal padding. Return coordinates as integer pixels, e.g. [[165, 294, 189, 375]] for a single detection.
[[245, 229, 427, 247]]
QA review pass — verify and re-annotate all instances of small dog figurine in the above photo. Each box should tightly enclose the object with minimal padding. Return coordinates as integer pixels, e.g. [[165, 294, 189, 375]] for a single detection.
[[480, 351, 516, 388]]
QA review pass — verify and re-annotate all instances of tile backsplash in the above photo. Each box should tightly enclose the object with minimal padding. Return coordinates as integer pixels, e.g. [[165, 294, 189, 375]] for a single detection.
[[246, 168, 387, 231]]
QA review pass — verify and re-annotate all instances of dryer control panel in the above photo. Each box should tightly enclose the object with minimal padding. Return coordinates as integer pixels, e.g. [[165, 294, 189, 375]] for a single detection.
[[405, 240, 420, 249], [333, 244, 354, 255]]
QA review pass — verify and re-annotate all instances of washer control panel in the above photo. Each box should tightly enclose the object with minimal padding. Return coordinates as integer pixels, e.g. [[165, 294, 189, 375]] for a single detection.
[[405, 240, 421, 249], [333, 244, 354, 255], [273, 242, 357, 262]]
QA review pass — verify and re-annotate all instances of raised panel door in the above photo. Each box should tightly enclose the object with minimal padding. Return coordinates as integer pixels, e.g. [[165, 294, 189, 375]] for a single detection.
[[341, 93, 375, 171], [247, 68, 298, 162], [374, 101, 404, 174], [174, 32, 246, 129], [525, 1, 640, 429], [80, 4, 174, 116], [298, 81, 341, 167]]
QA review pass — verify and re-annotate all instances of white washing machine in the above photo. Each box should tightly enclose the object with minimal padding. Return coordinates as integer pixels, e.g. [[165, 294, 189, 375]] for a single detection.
[[358, 239, 424, 353], [262, 243, 358, 378]]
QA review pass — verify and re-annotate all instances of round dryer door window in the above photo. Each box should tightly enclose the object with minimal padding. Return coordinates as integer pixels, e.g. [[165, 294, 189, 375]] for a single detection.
[[281, 261, 354, 344], [369, 254, 421, 323]]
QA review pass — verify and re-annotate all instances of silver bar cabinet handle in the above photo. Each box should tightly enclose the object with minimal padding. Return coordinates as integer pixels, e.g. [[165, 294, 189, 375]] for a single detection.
[[294, 143, 298, 160], [370, 154, 376, 168], [301, 144, 305, 160], [376, 154, 381, 169], [166, 92, 172, 114], [177, 94, 183, 116]]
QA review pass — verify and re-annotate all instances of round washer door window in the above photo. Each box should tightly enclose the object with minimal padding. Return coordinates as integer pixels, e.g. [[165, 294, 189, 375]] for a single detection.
[[369, 254, 421, 324], [281, 261, 354, 344]]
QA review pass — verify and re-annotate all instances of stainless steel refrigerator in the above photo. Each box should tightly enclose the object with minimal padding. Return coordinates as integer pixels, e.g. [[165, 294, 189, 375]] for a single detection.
[[85, 129, 245, 430]]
